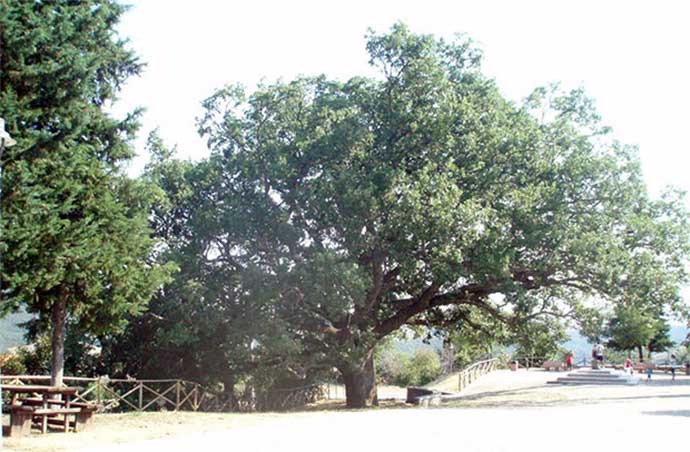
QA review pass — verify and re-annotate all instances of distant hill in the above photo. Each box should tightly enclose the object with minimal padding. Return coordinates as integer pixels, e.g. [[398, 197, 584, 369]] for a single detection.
[[0, 312, 30, 353], [393, 336, 442, 354], [3, 311, 686, 359], [393, 326, 688, 362]]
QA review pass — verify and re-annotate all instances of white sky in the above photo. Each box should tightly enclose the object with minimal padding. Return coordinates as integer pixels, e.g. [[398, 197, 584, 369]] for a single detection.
[[113, 0, 690, 203]]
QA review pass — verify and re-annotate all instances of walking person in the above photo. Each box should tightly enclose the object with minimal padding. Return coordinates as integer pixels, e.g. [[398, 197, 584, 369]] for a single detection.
[[594, 342, 604, 368], [566, 352, 574, 371], [670, 354, 677, 381]]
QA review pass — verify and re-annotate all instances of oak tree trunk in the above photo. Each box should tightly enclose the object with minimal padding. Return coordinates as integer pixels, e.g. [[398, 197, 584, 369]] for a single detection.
[[637, 346, 644, 362], [50, 295, 67, 387], [341, 350, 378, 408]]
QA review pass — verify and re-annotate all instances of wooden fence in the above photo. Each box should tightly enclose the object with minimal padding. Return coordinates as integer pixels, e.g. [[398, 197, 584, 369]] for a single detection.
[[457, 358, 497, 392], [0, 375, 325, 413], [255, 384, 325, 411]]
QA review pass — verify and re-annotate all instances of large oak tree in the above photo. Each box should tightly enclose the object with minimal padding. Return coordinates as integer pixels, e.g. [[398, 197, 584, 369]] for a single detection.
[[192, 25, 689, 407]]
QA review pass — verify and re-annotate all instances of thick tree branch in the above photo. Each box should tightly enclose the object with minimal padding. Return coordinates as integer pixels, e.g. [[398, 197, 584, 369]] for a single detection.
[[374, 282, 448, 337], [407, 308, 495, 337]]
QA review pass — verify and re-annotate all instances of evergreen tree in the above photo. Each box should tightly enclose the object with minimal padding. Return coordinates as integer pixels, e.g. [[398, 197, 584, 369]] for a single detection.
[[0, 0, 172, 385]]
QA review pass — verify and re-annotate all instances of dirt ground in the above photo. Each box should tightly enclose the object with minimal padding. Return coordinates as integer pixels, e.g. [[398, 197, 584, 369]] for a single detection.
[[2, 411, 281, 452], [3, 369, 689, 452]]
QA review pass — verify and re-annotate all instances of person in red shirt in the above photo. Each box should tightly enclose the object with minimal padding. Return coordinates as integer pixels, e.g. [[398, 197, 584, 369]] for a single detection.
[[566, 352, 574, 371]]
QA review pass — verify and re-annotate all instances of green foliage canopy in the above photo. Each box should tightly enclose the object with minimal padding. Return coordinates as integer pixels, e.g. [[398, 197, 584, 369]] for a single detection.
[[189, 24, 690, 406], [99, 24, 690, 408], [99, 132, 316, 397], [0, 0, 172, 382]]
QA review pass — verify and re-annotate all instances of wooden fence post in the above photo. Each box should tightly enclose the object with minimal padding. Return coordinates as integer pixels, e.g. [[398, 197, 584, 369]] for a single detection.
[[138, 382, 143, 411], [175, 380, 181, 411], [193, 385, 198, 411]]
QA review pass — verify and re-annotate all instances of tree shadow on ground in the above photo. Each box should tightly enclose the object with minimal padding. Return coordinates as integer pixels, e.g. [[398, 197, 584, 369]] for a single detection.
[[640, 379, 690, 386], [457, 385, 552, 400], [299, 398, 412, 412], [641, 410, 690, 417]]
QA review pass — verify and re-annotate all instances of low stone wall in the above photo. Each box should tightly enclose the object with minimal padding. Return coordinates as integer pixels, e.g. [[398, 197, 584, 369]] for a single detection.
[[406, 387, 444, 407]]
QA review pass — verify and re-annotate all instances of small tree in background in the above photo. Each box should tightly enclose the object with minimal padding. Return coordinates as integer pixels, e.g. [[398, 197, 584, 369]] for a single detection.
[[605, 306, 672, 361], [576, 305, 609, 344], [512, 319, 568, 361]]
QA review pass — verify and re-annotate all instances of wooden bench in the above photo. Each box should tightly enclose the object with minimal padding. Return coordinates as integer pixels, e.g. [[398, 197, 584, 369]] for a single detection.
[[71, 402, 99, 432], [656, 365, 680, 373], [32, 407, 83, 434], [24, 399, 98, 432], [7, 405, 35, 437], [3, 384, 98, 437], [543, 361, 566, 371], [633, 363, 655, 374], [22, 396, 67, 406], [7, 401, 97, 437]]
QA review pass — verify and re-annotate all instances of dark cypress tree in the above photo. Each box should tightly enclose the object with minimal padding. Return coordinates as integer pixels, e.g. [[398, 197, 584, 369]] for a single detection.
[[0, 0, 172, 385]]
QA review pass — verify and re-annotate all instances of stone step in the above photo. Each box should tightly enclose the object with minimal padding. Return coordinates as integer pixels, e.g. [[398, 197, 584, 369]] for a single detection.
[[548, 368, 639, 385], [564, 373, 620, 379], [550, 378, 637, 385], [556, 376, 630, 382]]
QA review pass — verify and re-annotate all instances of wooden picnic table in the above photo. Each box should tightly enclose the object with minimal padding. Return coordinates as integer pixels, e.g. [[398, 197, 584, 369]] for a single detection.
[[2, 385, 79, 402], [1, 384, 81, 435]]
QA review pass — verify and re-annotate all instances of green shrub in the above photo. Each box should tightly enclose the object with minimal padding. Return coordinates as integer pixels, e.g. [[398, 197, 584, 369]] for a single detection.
[[376, 345, 442, 387], [0, 353, 27, 375], [18, 335, 52, 375], [405, 349, 442, 386], [386, 349, 440, 387], [376, 348, 408, 384]]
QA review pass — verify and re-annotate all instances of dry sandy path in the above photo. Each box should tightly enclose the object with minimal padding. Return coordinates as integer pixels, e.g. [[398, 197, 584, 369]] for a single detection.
[[81, 369, 689, 452]]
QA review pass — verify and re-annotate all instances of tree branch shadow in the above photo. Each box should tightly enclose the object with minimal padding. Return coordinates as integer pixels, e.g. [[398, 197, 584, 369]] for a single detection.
[[641, 410, 690, 417]]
